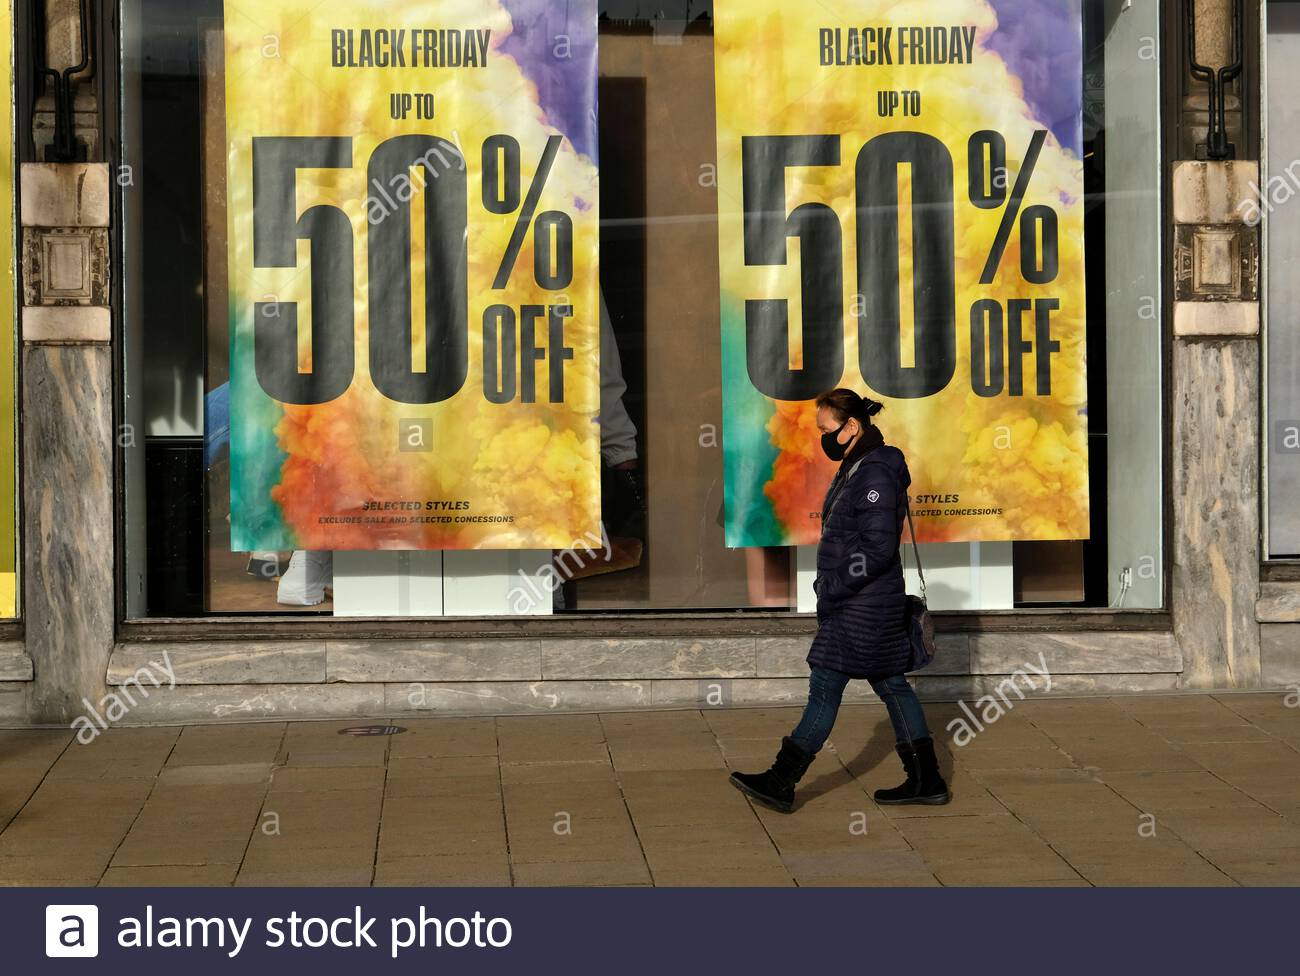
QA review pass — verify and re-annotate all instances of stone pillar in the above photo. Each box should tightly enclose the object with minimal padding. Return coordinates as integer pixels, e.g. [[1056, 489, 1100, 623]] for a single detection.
[[1165, 0, 1263, 688], [20, 161, 115, 723], [1170, 159, 1262, 683], [18, 1, 113, 723]]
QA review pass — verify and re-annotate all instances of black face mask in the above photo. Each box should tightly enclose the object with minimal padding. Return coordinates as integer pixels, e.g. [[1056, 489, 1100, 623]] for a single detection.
[[821, 421, 852, 461]]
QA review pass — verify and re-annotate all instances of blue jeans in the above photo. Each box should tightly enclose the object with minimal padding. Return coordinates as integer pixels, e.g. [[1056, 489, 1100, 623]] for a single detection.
[[789, 667, 931, 754]]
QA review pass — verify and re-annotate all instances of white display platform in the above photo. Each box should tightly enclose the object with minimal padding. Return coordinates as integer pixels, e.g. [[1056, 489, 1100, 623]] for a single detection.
[[796, 542, 1014, 612], [332, 550, 554, 617]]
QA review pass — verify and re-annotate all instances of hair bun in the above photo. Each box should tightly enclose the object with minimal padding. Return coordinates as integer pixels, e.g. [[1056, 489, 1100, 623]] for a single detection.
[[813, 387, 884, 423]]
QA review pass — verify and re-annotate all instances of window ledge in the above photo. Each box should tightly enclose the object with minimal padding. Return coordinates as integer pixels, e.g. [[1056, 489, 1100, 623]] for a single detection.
[[108, 627, 1182, 688], [0, 641, 34, 681], [116, 608, 1172, 643], [1258, 581, 1300, 622]]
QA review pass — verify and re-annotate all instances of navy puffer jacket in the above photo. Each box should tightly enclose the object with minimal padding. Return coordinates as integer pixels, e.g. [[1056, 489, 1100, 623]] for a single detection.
[[807, 428, 911, 680]]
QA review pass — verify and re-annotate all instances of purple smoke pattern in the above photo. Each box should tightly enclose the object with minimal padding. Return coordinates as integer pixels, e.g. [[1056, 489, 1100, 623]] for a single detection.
[[984, 0, 1084, 157], [499, 0, 600, 162]]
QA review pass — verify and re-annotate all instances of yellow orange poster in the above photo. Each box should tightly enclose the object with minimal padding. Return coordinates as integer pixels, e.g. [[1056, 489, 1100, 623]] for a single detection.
[[225, 0, 600, 550], [714, 0, 1089, 545]]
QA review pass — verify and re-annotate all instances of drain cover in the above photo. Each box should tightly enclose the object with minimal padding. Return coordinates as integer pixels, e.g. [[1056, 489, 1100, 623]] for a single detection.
[[338, 724, 407, 736]]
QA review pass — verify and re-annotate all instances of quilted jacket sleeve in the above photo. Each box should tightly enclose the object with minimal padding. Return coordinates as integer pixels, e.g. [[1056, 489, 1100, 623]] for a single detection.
[[815, 461, 900, 611]]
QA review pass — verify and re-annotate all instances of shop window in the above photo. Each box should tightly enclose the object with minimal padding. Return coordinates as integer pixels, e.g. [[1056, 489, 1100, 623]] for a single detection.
[[118, 0, 1165, 618], [1266, 0, 1300, 559], [1, 11, 16, 620]]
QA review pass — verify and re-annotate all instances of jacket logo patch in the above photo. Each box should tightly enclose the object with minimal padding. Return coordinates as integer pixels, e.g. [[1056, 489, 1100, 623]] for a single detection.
[[867, 490, 880, 503]]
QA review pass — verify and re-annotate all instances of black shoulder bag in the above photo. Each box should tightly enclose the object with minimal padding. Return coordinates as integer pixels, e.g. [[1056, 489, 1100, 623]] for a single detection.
[[902, 500, 938, 671]]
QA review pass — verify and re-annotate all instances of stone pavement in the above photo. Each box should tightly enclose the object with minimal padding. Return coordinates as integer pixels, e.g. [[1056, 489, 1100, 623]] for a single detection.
[[2, 692, 1300, 886]]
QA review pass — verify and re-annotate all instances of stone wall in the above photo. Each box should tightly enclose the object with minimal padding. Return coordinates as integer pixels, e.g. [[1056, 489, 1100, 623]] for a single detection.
[[19, 163, 115, 724]]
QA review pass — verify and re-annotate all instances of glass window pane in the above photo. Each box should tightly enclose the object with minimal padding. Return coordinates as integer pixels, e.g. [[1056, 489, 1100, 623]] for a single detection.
[[1267, 0, 1300, 559], [117, 0, 1165, 617]]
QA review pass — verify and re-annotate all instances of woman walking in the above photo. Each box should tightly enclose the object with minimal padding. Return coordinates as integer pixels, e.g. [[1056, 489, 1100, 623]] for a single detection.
[[729, 388, 950, 813]]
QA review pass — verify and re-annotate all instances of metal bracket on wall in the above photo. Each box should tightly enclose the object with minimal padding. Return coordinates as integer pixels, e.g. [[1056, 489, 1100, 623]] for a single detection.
[[30, 0, 96, 162], [1185, 0, 1245, 160]]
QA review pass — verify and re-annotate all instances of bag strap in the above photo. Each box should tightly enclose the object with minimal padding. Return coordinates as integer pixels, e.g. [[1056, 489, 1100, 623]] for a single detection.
[[904, 496, 926, 599], [822, 457, 866, 526]]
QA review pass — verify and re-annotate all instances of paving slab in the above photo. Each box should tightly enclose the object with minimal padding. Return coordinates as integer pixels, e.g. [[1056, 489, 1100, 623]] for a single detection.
[[499, 760, 616, 785], [649, 864, 795, 886], [0, 852, 110, 885], [100, 864, 242, 886], [926, 852, 1082, 886], [2, 694, 1298, 886], [110, 839, 251, 869], [1118, 695, 1255, 725], [511, 859, 651, 886], [1198, 846, 1300, 885], [1154, 805, 1300, 851], [621, 791, 758, 829], [387, 718, 498, 759], [270, 765, 386, 793], [600, 711, 712, 735], [606, 737, 727, 772], [378, 806, 508, 859], [0, 819, 141, 857], [1068, 848, 1235, 886], [167, 723, 285, 766], [157, 762, 275, 786], [782, 849, 939, 886], [1099, 769, 1254, 810], [374, 853, 511, 886], [507, 815, 642, 865], [496, 738, 611, 765]]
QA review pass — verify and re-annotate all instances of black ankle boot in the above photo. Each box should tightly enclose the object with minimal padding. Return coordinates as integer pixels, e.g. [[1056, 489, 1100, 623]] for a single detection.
[[729, 736, 816, 813], [874, 737, 951, 805]]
